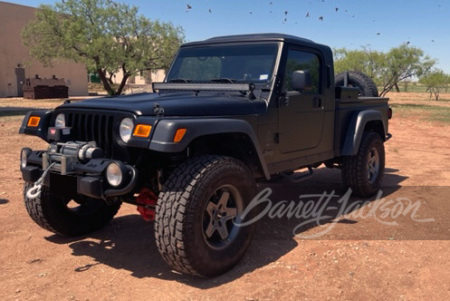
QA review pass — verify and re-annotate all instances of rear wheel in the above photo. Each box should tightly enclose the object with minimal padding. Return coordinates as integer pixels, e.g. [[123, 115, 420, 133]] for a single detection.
[[24, 184, 121, 236], [155, 155, 257, 277], [341, 132, 385, 197]]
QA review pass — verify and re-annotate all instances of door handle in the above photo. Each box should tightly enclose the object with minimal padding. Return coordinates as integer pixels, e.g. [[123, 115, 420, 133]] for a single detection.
[[278, 94, 289, 106], [313, 97, 322, 108]]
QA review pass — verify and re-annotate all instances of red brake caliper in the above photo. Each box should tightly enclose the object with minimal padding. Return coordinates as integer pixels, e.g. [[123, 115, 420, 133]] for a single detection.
[[136, 187, 157, 222]]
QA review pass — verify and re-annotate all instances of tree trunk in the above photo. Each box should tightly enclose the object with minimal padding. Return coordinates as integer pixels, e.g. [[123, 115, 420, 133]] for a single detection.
[[107, 74, 114, 85], [116, 73, 130, 95], [380, 85, 392, 97], [97, 69, 116, 95]]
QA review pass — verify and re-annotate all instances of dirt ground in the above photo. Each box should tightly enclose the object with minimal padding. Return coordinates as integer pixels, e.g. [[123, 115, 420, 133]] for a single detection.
[[0, 93, 449, 300]]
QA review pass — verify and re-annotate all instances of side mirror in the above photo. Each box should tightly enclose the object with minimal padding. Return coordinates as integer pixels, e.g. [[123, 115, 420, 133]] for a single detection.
[[291, 70, 312, 91]]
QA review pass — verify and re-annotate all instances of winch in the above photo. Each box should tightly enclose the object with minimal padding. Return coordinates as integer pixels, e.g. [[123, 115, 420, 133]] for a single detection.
[[43, 141, 104, 175], [49, 141, 103, 162]]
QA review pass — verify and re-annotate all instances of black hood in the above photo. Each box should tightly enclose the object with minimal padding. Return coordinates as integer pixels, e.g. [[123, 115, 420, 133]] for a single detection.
[[59, 92, 267, 116]]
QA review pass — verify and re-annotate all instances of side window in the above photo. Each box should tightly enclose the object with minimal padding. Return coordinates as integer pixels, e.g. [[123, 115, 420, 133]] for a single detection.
[[285, 49, 321, 94]]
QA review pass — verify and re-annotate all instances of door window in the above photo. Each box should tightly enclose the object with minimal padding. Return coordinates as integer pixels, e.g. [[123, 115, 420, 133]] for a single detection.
[[284, 50, 321, 94]]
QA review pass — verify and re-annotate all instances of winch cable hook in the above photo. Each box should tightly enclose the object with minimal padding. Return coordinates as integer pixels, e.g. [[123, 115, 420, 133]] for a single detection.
[[26, 163, 56, 199]]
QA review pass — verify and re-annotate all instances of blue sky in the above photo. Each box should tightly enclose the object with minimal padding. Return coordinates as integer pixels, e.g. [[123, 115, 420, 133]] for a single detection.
[[7, 0, 450, 73]]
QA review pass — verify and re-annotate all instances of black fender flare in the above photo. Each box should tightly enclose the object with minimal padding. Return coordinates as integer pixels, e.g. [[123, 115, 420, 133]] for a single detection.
[[341, 110, 387, 156], [149, 118, 270, 179], [19, 110, 53, 141]]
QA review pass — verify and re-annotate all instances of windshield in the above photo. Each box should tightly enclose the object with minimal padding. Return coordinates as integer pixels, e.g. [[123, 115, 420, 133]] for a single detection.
[[167, 43, 279, 83]]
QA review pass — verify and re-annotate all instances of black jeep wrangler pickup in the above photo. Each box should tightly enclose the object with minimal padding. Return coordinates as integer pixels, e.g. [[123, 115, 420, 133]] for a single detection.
[[19, 34, 391, 277]]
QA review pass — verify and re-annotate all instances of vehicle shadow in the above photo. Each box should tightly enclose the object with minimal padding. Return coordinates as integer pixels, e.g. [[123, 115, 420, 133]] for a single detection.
[[46, 167, 408, 287]]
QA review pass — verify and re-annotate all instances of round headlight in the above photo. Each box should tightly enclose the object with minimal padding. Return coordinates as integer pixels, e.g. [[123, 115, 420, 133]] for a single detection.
[[119, 118, 134, 143], [55, 113, 66, 128], [20, 148, 31, 169], [106, 162, 123, 187]]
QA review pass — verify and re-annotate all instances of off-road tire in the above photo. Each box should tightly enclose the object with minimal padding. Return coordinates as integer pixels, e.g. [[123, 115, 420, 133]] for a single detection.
[[342, 132, 385, 197], [335, 71, 379, 97], [24, 183, 121, 236], [155, 155, 257, 277]]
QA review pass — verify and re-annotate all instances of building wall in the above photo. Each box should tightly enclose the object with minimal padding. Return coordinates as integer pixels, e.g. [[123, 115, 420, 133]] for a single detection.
[[0, 1, 88, 98], [109, 69, 166, 94], [113, 69, 166, 85]]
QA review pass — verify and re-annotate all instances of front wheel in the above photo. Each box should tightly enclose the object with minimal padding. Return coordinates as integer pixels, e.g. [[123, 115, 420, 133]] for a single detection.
[[155, 156, 257, 277], [24, 184, 121, 236], [341, 132, 385, 197]]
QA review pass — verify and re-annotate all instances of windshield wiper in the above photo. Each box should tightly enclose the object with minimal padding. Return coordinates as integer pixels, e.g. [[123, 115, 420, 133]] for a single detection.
[[153, 82, 256, 99], [169, 78, 191, 83], [210, 78, 237, 83]]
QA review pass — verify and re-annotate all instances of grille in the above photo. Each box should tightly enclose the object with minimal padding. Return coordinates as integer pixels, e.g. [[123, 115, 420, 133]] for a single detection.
[[64, 111, 126, 158]]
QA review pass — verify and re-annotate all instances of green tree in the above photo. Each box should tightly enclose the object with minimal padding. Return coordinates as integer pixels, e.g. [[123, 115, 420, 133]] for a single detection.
[[419, 70, 450, 100], [22, 0, 184, 95], [378, 43, 435, 96], [334, 44, 435, 97], [334, 46, 384, 81]]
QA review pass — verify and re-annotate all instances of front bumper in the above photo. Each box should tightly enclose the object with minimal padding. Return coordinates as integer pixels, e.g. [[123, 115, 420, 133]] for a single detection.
[[21, 143, 138, 200]]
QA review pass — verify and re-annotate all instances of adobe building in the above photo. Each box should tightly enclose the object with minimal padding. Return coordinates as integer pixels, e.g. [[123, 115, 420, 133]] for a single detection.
[[0, 1, 88, 98]]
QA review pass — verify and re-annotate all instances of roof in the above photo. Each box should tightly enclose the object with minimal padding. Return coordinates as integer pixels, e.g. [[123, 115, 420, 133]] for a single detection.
[[182, 33, 321, 48]]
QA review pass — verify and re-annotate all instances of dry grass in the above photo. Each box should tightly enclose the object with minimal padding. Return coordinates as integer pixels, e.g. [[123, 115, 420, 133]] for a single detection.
[[385, 92, 450, 124], [386, 92, 450, 107]]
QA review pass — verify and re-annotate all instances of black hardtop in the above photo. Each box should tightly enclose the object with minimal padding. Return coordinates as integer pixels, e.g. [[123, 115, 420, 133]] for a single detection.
[[182, 33, 327, 50]]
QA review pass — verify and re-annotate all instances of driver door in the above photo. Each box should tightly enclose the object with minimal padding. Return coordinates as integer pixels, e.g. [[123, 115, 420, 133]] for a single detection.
[[278, 48, 325, 154]]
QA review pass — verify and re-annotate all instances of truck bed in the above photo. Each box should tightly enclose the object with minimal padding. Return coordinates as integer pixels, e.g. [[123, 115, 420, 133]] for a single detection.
[[334, 87, 389, 157]]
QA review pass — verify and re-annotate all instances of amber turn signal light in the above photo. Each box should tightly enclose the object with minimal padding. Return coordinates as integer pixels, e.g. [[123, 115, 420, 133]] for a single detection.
[[27, 116, 41, 127], [133, 124, 152, 138], [173, 128, 187, 143]]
